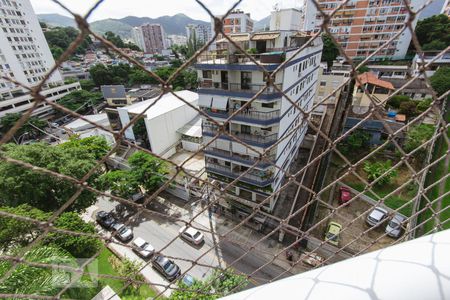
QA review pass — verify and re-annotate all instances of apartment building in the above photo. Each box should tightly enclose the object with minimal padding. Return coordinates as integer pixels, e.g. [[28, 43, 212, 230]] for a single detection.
[[132, 24, 166, 54], [315, 63, 351, 105], [196, 9, 323, 215], [186, 24, 212, 44], [303, 0, 426, 60], [0, 0, 81, 119], [442, 0, 450, 16], [210, 9, 254, 50]]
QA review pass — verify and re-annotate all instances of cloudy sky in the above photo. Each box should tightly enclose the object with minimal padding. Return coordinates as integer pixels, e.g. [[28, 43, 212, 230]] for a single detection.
[[29, 0, 303, 22]]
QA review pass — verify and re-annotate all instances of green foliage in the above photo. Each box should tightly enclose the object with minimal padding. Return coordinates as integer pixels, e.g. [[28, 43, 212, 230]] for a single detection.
[[363, 160, 398, 185], [0, 138, 106, 212], [430, 67, 450, 97], [169, 270, 247, 300], [44, 212, 101, 258], [104, 31, 140, 51], [59, 136, 110, 160], [186, 31, 204, 58], [109, 255, 144, 291], [415, 14, 450, 50], [386, 95, 411, 109], [247, 48, 258, 54], [339, 130, 371, 155], [44, 26, 92, 59], [0, 113, 47, 140], [171, 59, 183, 68], [403, 124, 434, 160], [416, 97, 432, 113], [57, 90, 103, 115], [357, 66, 370, 74], [398, 100, 418, 118], [0, 246, 81, 297], [0, 204, 50, 251], [99, 170, 140, 198], [322, 33, 340, 69], [79, 79, 96, 91], [128, 151, 168, 193]]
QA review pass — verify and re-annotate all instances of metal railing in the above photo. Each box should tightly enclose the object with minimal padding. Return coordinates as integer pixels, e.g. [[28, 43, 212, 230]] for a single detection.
[[205, 161, 274, 186], [203, 125, 278, 147], [204, 147, 276, 168], [199, 81, 283, 94]]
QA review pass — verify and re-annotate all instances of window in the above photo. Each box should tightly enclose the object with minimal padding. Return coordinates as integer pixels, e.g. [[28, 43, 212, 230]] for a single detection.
[[202, 70, 212, 79], [262, 102, 274, 108]]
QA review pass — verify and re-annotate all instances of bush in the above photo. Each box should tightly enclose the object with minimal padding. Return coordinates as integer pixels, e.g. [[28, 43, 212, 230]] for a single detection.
[[386, 95, 411, 109], [363, 160, 398, 185]]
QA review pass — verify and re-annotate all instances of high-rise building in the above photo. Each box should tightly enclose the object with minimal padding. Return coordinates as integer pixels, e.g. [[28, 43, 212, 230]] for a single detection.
[[303, 0, 427, 60], [133, 24, 166, 54], [186, 24, 212, 44], [196, 9, 323, 215], [442, 0, 450, 17], [210, 9, 254, 50], [0, 0, 80, 119], [131, 26, 145, 51]]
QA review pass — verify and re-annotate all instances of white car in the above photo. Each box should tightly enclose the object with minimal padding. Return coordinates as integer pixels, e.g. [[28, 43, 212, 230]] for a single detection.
[[179, 226, 204, 245], [132, 237, 155, 258]]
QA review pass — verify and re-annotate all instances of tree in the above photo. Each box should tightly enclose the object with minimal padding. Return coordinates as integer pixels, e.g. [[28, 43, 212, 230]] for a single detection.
[[0, 113, 47, 141], [322, 33, 339, 69], [0, 246, 82, 297], [403, 124, 434, 159], [79, 79, 96, 91], [59, 136, 110, 160], [169, 270, 247, 300], [104, 31, 140, 51], [338, 129, 371, 155], [57, 90, 103, 115], [416, 97, 432, 113], [89, 64, 115, 87], [0, 138, 107, 212], [386, 95, 411, 109], [0, 204, 50, 251], [398, 100, 418, 118], [415, 14, 450, 51], [44, 212, 101, 258], [128, 151, 168, 193], [363, 160, 398, 185], [430, 67, 450, 97], [44, 26, 92, 59], [99, 170, 140, 199]]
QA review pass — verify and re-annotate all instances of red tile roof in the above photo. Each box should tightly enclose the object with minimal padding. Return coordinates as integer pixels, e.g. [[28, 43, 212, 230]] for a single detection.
[[356, 72, 395, 90]]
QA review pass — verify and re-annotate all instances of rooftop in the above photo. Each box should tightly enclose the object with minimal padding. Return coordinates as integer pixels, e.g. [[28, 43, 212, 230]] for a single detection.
[[120, 90, 199, 120], [101, 85, 127, 99], [356, 72, 395, 90]]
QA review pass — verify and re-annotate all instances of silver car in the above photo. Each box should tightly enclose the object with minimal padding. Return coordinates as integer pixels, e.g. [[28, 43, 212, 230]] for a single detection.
[[179, 226, 204, 245], [385, 214, 406, 238], [111, 223, 133, 242], [366, 207, 388, 226], [132, 237, 155, 258]]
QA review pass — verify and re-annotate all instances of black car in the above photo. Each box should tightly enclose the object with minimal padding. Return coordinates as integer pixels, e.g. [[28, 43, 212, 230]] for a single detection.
[[152, 255, 181, 281], [95, 211, 117, 229]]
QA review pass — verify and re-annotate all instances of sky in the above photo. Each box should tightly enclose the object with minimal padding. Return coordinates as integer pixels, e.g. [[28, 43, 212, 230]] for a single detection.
[[29, 0, 303, 22]]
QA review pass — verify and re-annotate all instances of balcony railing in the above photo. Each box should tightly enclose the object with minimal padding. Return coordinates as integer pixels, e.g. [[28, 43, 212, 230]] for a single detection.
[[203, 125, 278, 147], [199, 81, 282, 94], [201, 106, 281, 125], [196, 51, 286, 65], [205, 162, 273, 186], [204, 147, 275, 168]]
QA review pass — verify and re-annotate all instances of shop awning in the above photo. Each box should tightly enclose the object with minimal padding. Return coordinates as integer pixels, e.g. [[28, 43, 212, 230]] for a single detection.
[[177, 117, 202, 138], [211, 96, 229, 110], [198, 95, 213, 108], [251, 32, 280, 41]]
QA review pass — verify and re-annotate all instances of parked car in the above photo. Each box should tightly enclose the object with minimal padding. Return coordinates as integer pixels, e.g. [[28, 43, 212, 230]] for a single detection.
[[324, 221, 342, 246], [338, 186, 352, 205], [367, 207, 389, 226], [111, 223, 133, 242], [179, 226, 204, 245], [301, 252, 324, 267], [180, 274, 195, 287], [385, 214, 406, 238], [152, 255, 181, 281], [132, 237, 155, 258], [95, 211, 117, 229]]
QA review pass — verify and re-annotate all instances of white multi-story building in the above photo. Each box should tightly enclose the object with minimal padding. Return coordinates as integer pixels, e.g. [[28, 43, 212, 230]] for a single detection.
[[196, 9, 323, 214], [186, 24, 212, 44], [0, 0, 80, 119], [131, 26, 145, 51], [303, 0, 427, 60]]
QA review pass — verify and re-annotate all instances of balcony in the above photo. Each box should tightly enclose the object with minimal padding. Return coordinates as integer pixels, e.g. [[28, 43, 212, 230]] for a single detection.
[[203, 125, 278, 148], [198, 81, 283, 101], [205, 162, 273, 187], [201, 106, 281, 126], [204, 147, 275, 169]]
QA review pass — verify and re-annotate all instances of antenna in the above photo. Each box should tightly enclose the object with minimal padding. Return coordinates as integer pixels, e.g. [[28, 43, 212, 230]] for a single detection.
[[273, 3, 280, 11]]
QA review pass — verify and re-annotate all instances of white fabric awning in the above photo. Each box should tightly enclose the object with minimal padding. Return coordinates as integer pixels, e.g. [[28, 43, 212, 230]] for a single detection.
[[198, 95, 213, 108], [211, 96, 229, 110]]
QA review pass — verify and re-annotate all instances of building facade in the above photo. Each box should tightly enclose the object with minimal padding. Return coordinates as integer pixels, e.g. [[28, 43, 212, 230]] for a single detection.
[[186, 24, 212, 44], [196, 10, 323, 214], [303, 0, 426, 60], [0, 0, 82, 119], [133, 24, 166, 54]]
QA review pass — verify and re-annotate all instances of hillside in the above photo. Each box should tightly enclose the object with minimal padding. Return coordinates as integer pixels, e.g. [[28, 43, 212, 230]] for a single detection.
[[38, 13, 209, 39], [254, 15, 270, 31]]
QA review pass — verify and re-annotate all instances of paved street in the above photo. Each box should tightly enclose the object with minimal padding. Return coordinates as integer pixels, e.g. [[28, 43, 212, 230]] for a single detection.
[[87, 196, 297, 296]]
